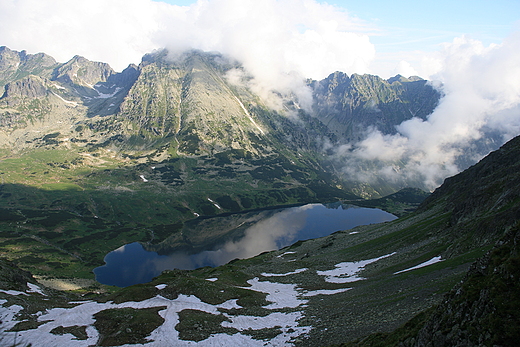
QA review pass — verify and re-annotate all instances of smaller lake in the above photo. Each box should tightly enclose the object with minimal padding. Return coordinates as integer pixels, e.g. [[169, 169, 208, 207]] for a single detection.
[[94, 203, 396, 287]]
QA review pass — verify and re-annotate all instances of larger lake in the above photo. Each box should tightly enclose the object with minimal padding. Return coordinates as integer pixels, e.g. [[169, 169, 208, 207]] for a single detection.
[[94, 203, 396, 287]]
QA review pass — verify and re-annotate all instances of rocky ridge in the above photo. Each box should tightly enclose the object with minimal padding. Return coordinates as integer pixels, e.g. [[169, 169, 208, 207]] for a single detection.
[[311, 72, 440, 141]]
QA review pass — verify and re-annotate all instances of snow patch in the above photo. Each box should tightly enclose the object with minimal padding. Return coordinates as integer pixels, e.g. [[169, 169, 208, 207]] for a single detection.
[[94, 87, 122, 99], [0, 289, 28, 296], [1, 258, 387, 345], [2, 285, 304, 346], [234, 96, 265, 135], [26, 283, 46, 296], [394, 256, 443, 275], [222, 311, 308, 337], [216, 299, 241, 310], [317, 253, 396, 284], [243, 278, 304, 309], [207, 197, 222, 210], [302, 288, 351, 297], [277, 251, 296, 258], [261, 268, 308, 277], [0, 304, 24, 331], [13, 294, 244, 346], [51, 91, 79, 106]]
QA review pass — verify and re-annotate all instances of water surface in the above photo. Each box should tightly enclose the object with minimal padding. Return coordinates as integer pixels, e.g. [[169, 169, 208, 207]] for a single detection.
[[94, 203, 396, 287]]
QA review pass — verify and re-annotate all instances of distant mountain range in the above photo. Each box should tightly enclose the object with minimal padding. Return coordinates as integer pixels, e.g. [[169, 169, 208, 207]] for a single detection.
[[0, 46, 440, 149], [0, 46, 443, 206]]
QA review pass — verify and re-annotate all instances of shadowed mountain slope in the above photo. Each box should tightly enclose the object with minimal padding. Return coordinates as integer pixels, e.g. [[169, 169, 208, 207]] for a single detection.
[[1, 136, 518, 346], [340, 135, 520, 347]]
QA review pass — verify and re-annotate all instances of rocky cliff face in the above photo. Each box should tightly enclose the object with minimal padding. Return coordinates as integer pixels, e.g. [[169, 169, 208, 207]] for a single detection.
[[0, 46, 58, 89], [1, 75, 48, 101], [412, 225, 520, 347], [310, 71, 440, 141], [111, 50, 271, 154], [52, 55, 114, 87]]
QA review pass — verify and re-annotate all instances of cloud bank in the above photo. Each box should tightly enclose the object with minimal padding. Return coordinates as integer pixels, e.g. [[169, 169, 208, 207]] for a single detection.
[[0, 0, 374, 84], [0, 0, 375, 112], [333, 32, 520, 190]]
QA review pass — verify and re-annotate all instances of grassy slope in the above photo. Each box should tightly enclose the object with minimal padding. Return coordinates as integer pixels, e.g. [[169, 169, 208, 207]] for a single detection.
[[0, 142, 355, 282], [339, 136, 520, 346], [99, 136, 520, 345], [0, 138, 518, 347]]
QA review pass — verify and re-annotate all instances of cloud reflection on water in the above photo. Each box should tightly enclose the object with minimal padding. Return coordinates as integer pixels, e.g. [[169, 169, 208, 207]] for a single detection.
[[153, 206, 310, 272], [94, 204, 396, 287]]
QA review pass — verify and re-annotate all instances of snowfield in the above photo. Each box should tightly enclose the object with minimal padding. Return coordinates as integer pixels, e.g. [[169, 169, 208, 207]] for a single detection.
[[0, 253, 395, 346], [261, 268, 308, 277]]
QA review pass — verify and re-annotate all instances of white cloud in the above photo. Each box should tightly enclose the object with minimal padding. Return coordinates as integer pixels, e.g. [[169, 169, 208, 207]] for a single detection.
[[392, 60, 419, 77], [334, 32, 520, 190], [0, 0, 375, 101], [157, 0, 375, 109], [0, 0, 376, 113], [0, 0, 166, 71]]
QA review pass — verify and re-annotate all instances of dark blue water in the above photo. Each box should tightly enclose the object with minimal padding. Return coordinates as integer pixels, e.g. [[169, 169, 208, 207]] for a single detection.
[[94, 204, 396, 287]]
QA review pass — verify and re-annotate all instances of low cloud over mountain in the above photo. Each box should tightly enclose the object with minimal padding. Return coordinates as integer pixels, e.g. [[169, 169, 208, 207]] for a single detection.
[[334, 33, 520, 190]]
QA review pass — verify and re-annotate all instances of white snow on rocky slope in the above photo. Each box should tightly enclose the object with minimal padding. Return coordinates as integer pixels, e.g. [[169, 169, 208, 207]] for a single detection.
[[0, 253, 395, 346], [317, 253, 396, 283], [394, 256, 443, 274]]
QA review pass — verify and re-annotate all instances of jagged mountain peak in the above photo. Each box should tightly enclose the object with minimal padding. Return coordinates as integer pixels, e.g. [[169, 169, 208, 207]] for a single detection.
[[139, 48, 240, 77], [112, 48, 270, 154], [0, 46, 58, 89], [387, 74, 425, 84], [52, 54, 115, 87], [311, 70, 440, 140]]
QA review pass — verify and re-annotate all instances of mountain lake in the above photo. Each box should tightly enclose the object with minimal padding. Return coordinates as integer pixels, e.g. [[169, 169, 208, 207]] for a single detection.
[[94, 203, 396, 287]]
